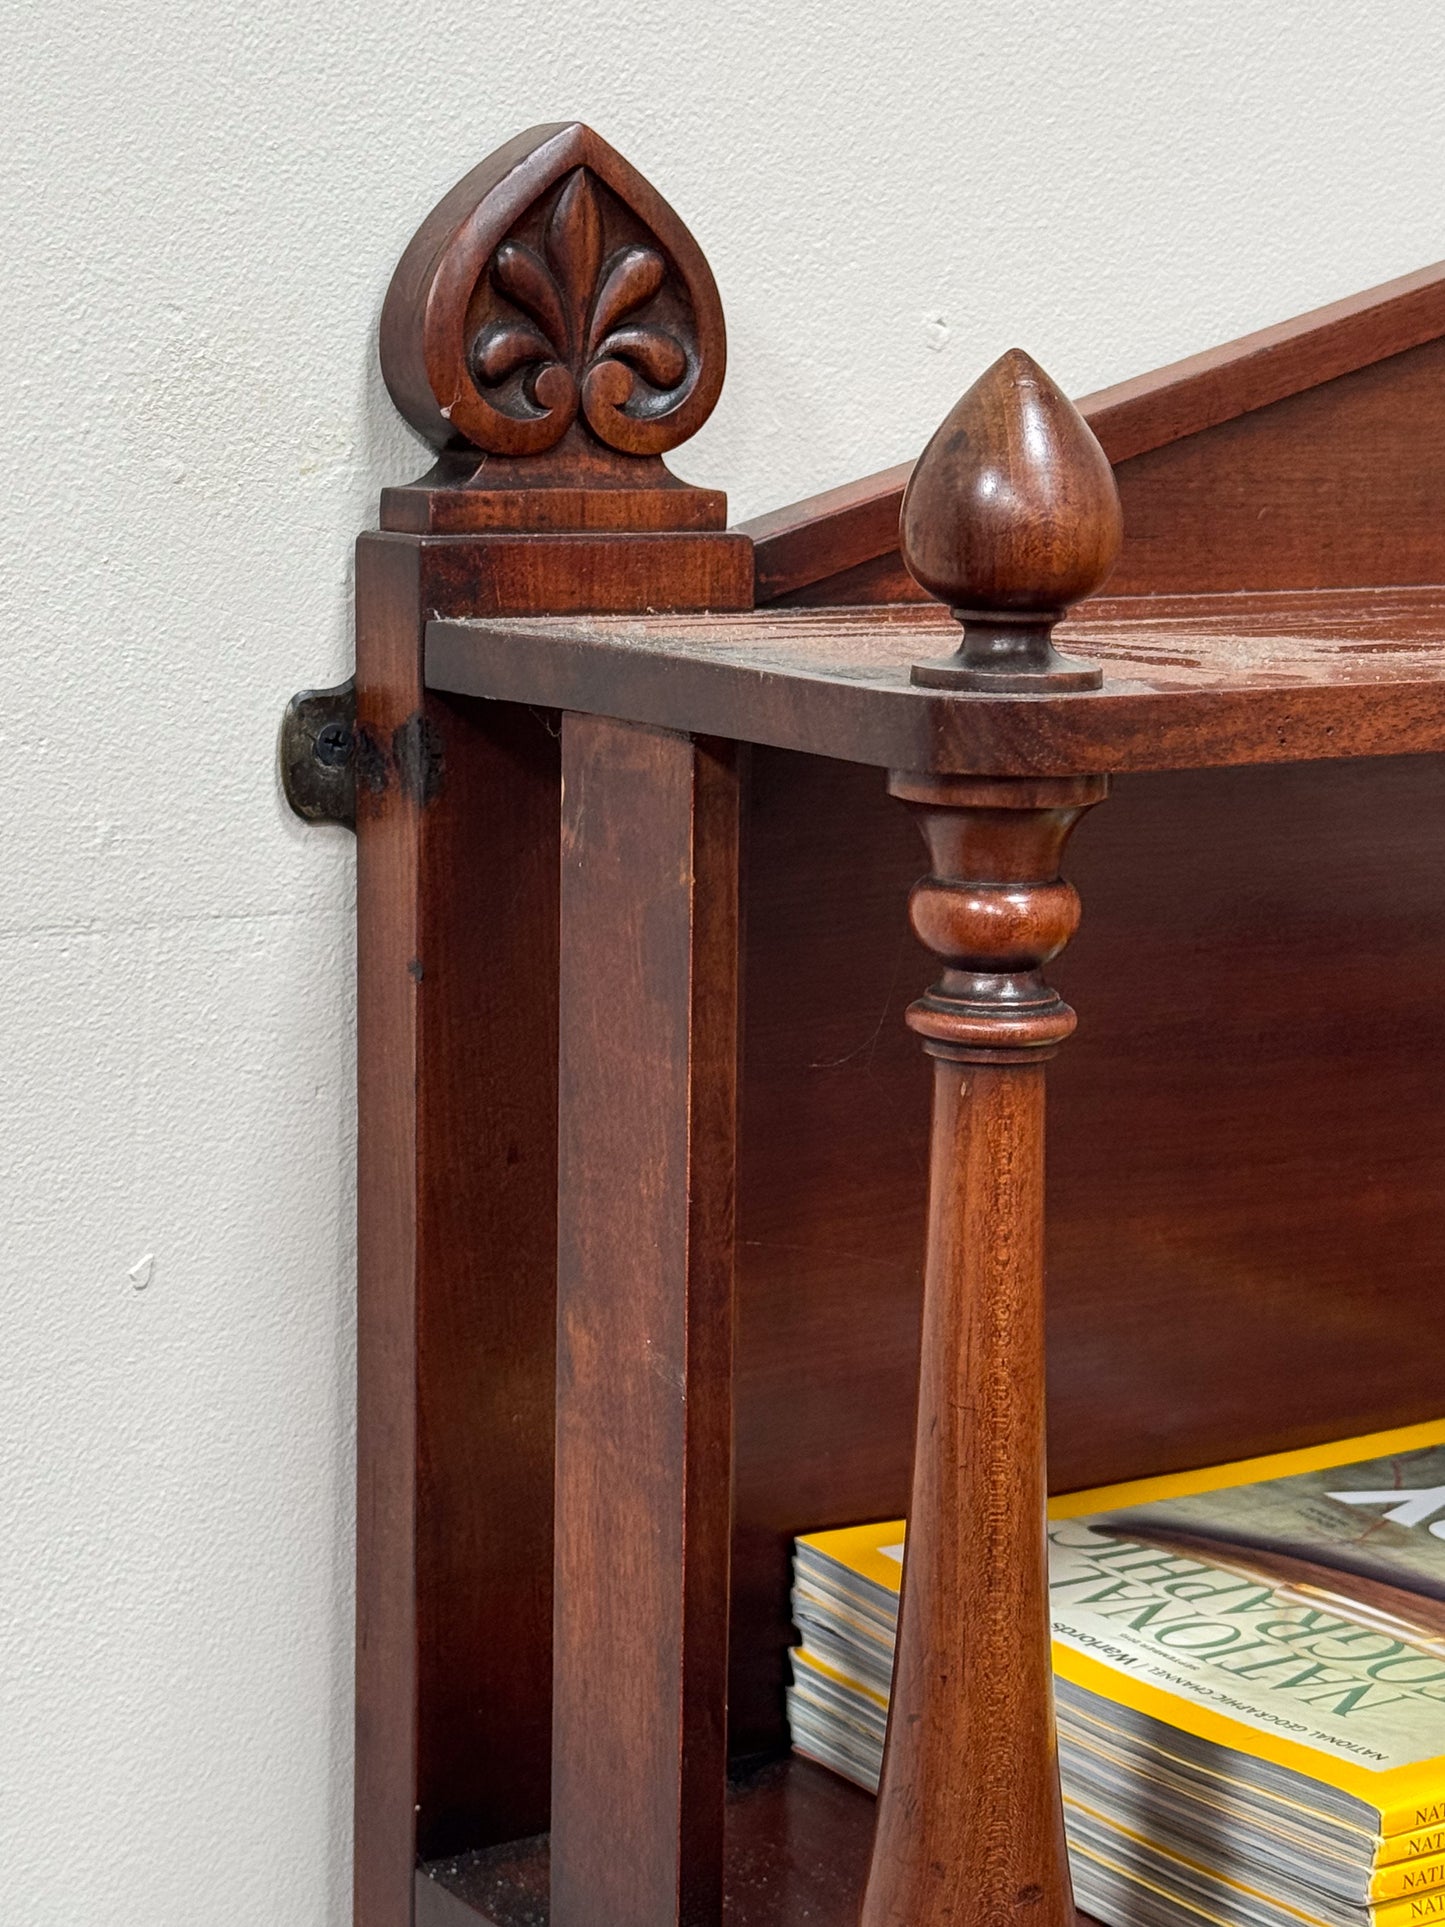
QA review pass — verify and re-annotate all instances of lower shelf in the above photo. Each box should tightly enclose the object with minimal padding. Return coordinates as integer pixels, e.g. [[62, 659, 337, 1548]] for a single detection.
[[415, 1755, 1103, 1927]]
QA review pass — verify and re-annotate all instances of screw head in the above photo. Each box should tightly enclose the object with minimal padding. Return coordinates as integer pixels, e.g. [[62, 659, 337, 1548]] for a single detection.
[[314, 720, 354, 768]]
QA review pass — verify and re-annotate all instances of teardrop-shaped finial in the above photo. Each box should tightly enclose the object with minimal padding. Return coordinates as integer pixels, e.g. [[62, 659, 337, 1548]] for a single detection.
[[901, 349, 1122, 691]]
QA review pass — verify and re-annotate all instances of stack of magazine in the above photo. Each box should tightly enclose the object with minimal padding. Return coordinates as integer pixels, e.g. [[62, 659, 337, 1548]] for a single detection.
[[789, 1420, 1445, 1927]]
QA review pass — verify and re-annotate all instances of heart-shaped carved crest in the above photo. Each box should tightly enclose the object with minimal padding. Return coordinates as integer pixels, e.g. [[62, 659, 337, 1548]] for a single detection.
[[381, 123, 726, 461]]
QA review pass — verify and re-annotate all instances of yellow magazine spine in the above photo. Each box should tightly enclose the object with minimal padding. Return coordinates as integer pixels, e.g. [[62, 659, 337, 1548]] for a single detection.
[[1374, 1855, 1445, 1902], [1378, 1889, 1445, 1927], [1385, 1800, 1445, 1844], [1384, 1834, 1445, 1869]]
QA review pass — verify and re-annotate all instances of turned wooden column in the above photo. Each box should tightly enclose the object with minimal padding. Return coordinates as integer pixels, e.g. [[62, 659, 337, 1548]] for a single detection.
[[860, 351, 1119, 1927]]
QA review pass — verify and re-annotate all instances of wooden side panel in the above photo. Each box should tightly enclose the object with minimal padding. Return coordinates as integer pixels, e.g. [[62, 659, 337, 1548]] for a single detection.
[[730, 749, 928, 1760], [413, 694, 560, 1858], [1107, 335, 1445, 594], [730, 746, 1445, 1758], [773, 550, 927, 608], [356, 538, 426, 1927], [768, 337, 1445, 606], [1049, 752, 1445, 1466], [356, 513, 753, 1912], [551, 716, 739, 1927], [746, 260, 1445, 605], [355, 534, 561, 1921]]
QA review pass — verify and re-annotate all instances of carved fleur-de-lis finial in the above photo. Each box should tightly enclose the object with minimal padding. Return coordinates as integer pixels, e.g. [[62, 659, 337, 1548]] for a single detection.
[[901, 349, 1122, 690], [471, 170, 693, 452], [381, 123, 725, 464]]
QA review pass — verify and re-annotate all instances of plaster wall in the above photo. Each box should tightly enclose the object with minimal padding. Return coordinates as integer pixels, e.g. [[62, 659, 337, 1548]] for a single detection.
[[4, 2, 1444, 1920]]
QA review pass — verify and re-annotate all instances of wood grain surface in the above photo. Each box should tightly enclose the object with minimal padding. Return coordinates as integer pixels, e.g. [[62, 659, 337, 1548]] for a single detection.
[[355, 535, 569, 1917], [356, 482, 752, 1919], [551, 715, 739, 1927], [857, 774, 1102, 1927], [759, 336, 1445, 607], [361, 129, 1445, 1927], [863, 1060, 1069, 1927], [419, 1757, 1110, 1927], [380, 123, 727, 512], [900, 349, 1120, 689], [745, 261, 1445, 603], [726, 745, 1445, 1760], [429, 586, 1445, 776]]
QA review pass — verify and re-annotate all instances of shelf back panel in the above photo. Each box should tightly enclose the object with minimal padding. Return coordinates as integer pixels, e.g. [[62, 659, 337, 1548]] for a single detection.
[[730, 744, 1445, 1756], [771, 334, 1445, 607]]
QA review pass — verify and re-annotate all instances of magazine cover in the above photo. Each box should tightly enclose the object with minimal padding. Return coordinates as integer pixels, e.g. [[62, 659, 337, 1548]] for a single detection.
[[794, 1419, 1445, 1840]]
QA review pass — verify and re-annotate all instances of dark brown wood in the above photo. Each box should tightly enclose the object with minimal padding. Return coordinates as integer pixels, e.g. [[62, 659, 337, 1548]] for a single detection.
[[1046, 751, 1445, 1481], [900, 350, 1121, 689], [356, 124, 756, 1927], [551, 714, 739, 1927], [770, 546, 928, 609], [744, 260, 1445, 603], [756, 334, 1445, 609], [359, 133, 1445, 1927], [420, 1755, 1112, 1927], [379, 123, 728, 533], [1106, 334, 1445, 595], [723, 747, 1445, 1761], [1084, 259, 1445, 464], [355, 536, 425, 1927], [744, 461, 915, 606], [417, 1759, 879, 1927], [428, 586, 1445, 777], [409, 694, 562, 1862], [379, 530, 753, 617], [875, 1060, 1060, 1919], [356, 512, 752, 1918], [355, 542, 563, 1926], [859, 773, 1104, 1927], [728, 749, 929, 1760]]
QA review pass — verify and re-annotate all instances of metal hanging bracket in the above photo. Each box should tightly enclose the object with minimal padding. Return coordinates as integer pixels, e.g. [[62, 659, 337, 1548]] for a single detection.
[[279, 677, 356, 830]]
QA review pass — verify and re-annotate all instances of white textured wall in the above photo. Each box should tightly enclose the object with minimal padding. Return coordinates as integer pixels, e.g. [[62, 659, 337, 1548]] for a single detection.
[[4, 3, 1444, 1921]]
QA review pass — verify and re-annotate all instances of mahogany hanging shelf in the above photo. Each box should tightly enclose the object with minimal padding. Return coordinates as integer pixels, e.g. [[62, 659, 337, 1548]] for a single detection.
[[282, 122, 1445, 1927]]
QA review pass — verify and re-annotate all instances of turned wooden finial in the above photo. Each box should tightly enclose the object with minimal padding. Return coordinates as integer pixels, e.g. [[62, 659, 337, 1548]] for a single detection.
[[901, 348, 1121, 691]]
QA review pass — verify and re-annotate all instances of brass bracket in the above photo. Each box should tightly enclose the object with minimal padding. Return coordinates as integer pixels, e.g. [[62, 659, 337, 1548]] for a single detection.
[[279, 677, 356, 830]]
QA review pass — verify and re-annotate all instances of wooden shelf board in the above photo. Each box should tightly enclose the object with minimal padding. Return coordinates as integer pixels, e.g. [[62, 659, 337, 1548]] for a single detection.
[[428, 585, 1445, 776], [415, 1756, 1105, 1926]]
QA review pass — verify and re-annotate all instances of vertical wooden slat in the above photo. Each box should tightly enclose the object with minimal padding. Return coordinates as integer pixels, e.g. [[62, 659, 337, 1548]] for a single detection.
[[355, 535, 424, 1927], [551, 714, 739, 1927], [412, 684, 560, 1861], [354, 533, 563, 1927]]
